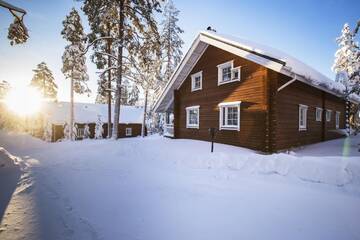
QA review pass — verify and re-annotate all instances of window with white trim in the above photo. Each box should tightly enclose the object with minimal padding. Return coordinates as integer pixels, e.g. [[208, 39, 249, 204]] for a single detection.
[[217, 60, 240, 85], [315, 107, 323, 122], [219, 101, 241, 131], [186, 106, 199, 128], [191, 71, 202, 91], [335, 111, 340, 129], [126, 128, 132, 136], [326, 109, 332, 122], [299, 104, 308, 131]]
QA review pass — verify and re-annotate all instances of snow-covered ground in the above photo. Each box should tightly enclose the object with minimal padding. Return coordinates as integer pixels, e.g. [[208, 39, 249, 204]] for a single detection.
[[0, 130, 360, 240]]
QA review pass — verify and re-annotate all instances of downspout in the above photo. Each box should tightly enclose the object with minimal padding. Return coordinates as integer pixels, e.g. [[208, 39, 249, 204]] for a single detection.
[[277, 74, 298, 92]]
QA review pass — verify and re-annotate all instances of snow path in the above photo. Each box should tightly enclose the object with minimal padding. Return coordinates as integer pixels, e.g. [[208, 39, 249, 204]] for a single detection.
[[0, 130, 360, 240]]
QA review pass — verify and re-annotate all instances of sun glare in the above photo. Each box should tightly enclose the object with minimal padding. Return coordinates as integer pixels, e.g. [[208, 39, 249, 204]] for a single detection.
[[5, 87, 43, 116]]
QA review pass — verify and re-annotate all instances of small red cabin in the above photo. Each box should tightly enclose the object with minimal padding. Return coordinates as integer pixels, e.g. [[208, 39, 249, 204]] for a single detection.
[[41, 102, 145, 142]]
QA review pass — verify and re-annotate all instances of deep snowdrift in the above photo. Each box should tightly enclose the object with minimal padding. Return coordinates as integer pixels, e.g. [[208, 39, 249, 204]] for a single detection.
[[0, 131, 359, 240]]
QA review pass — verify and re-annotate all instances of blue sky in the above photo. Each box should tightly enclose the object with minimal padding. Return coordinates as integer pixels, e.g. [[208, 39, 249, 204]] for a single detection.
[[0, 0, 359, 103]]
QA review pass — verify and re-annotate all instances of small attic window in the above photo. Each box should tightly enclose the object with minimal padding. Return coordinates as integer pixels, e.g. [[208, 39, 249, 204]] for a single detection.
[[191, 71, 202, 92], [217, 60, 240, 85]]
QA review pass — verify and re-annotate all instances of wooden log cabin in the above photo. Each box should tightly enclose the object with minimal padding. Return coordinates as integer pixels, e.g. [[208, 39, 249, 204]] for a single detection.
[[40, 102, 144, 142], [154, 30, 360, 152]]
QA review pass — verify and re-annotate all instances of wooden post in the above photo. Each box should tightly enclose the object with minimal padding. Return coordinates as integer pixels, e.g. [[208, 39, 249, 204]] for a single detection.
[[209, 127, 216, 152]]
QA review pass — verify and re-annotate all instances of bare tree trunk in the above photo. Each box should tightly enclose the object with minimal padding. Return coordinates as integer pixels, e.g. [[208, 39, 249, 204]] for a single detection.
[[107, 25, 112, 138], [112, 0, 124, 139], [70, 76, 74, 141], [141, 89, 148, 137]]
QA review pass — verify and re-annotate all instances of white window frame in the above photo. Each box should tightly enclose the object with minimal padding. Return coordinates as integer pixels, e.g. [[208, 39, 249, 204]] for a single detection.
[[126, 127, 132, 136], [335, 111, 340, 129], [217, 60, 241, 86], [186, 105, 200, 129], [315, 107, 323, 122], [218, 101, 241, 131], [299, 104, 308, 131], [191, 71, 202, 92], [326, 109, 332, 122]]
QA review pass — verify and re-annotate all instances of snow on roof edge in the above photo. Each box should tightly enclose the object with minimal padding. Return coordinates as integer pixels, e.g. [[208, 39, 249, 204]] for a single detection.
[[200, 30, 360, 103], [43, 102, 144, 125]]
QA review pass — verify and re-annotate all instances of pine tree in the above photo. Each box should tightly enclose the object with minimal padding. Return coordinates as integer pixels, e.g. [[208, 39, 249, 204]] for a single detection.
[[332, 23, 360, 135], [86, 7, 117, 137], [121, 79, 139, 105], [61, 8, 90, 141], [30, 62, 58, 100], [333, 23, 359, 88], [160, 0, 184, 88], [129, 38, 162, 137], [95, 74, 109, 104], [80, 0, 162, 139]]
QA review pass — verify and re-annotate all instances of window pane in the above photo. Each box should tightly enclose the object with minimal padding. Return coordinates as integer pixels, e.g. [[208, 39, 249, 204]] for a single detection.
[[300, 108, 304, 126], [189, 109, 198, 124], [222, 67, 231, 82], [226, 107, 238, 126], [222, 108, 226, 125], [195, 77, 201, 88], [232, 68, 239, 79]]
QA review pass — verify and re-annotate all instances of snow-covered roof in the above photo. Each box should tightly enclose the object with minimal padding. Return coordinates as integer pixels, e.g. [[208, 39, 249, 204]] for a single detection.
[[43, 102, 143, 124], [154, 30, 360, 112]]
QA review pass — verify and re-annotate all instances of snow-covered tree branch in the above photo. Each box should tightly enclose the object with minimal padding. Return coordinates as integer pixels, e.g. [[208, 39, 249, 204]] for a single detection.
[[0, 0, 29, 45]]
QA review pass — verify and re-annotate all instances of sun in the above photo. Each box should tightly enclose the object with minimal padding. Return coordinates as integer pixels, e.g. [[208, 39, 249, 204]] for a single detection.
[[4, 86, 43, 116]]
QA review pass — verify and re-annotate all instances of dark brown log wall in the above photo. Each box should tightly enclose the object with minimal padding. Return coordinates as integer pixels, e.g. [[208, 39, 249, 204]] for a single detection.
[[174, 46, 346, 152], [117, 123, 143, 138], [273, 71, 346, 150], [175, 46, 268, 151]]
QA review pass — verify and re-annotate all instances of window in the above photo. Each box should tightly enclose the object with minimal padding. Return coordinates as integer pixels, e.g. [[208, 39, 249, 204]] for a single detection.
[[165, 112, 174, 125], [326, 109, 332, 122], [77, 127, 85, 138], [316, 107, 323, 122], [191, 71, 202, 91], [186, 106, 200, 128], [218, 101, 241, 131], [335, 111, 340, 129], [299, 104, 308, 131], [217, 60, 240, 85], [126, 128, 132, 136]]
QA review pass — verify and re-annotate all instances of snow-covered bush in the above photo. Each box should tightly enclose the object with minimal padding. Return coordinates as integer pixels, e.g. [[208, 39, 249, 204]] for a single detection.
[[43, 122, 52, 142], [95, 115, 103, 139], [63, 122, 70, 140], [84, 123, 90, 139]]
